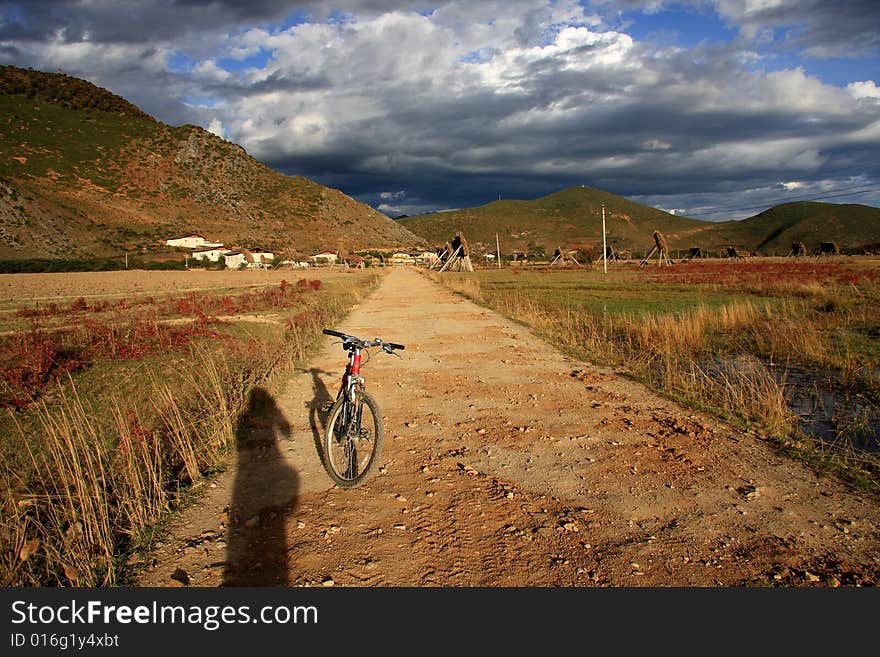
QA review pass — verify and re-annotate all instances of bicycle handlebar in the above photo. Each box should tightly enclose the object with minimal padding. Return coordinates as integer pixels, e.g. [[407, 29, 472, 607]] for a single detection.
[[322, 328, 405, 351]]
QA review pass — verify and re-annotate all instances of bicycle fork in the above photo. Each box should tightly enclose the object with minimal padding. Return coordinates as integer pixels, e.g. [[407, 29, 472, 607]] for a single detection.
[[335, 348, 365, 440]]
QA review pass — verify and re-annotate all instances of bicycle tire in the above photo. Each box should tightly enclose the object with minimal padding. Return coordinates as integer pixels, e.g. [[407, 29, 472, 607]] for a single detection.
[[321, 390, 384, 488]]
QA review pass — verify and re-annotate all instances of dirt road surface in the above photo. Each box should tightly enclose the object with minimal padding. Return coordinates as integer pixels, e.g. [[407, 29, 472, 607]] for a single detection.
[[136, 267, 880, 587]]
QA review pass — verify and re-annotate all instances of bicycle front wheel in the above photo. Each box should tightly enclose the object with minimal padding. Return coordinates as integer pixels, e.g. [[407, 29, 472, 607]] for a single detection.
[[322, 390, 384, 488]]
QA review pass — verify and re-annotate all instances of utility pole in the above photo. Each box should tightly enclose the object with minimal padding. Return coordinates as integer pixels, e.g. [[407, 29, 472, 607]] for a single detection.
[[602, 204, 607, 274], [495, 233, 501, 269]]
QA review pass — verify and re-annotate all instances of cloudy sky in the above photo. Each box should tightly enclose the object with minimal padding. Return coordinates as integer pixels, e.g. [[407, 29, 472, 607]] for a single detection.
[[1, 1, 879, 220]]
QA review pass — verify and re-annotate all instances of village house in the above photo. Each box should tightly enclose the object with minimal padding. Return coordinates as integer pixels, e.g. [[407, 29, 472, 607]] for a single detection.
[[390, 252, 415, 265], [276, 254, 311, 268], [190, 246, 226, 262], [416, 250, 440, 265], [222, 250, 246, 269], [218, 248, 278, 269], [311, 250, 338, 265], [248, 247, 275, 268], [165, 234, 222, 249]]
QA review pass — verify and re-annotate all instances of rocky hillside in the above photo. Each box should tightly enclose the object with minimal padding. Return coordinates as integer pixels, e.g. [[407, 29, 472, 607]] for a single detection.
[[0, 65, 425, 260]]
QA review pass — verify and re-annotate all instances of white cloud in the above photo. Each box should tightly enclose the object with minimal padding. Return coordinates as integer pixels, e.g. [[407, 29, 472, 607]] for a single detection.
[[848, 80, 880, 100], [193, 59, 231, 82], [207, 118, 226, 139], [643, 139, 672, 151]]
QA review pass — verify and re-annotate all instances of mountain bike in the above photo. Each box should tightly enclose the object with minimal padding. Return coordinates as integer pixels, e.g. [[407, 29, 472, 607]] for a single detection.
[[320, 328, 405, 488]]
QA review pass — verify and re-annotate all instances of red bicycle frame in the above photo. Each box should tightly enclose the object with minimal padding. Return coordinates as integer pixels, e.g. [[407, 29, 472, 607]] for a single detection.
[[337, 348, 363, 401]]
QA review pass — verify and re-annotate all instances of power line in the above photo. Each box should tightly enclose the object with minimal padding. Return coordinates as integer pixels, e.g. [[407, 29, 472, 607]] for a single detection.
[[695, 184, 880, 216], [692, 184, 880, 218]]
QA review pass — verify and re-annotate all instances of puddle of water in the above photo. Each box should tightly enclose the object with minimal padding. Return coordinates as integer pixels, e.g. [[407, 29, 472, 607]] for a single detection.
[[704, 354, 880, 452], [772, 364, 880, 452]]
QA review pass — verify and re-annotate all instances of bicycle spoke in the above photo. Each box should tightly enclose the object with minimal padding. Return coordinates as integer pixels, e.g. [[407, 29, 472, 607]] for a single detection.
[[345, 441, 358, 479], [323, 390, 383, 487]]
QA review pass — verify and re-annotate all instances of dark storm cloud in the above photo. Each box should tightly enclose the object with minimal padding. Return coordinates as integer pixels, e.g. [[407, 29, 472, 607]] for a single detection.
[[0, 0, 296, 43], [715, 0, 880, 57], [0, 1, 877, 218], [0, 0, 470, 44], [272, 28, 876, 212]]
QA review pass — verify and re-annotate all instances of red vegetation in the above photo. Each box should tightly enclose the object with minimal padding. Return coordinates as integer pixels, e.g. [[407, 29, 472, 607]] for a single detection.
[[640, 261, 879, 287], [297, 278, 323, 291], [0, 329, 85, 409], [1, 278, 327, 409], [167, 278, 322, 318], [15, 294, 155, 319]]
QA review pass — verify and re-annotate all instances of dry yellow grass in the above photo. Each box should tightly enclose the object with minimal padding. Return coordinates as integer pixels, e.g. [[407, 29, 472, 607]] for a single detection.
[[2, 269, 384, 586]]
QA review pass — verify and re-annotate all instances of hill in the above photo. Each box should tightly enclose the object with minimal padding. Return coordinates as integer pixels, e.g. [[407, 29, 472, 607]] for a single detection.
[[398, 187, 707, 256], [0, 65, 425, 260], [683, 202, 880, 255], [400, 188, 880, 257]]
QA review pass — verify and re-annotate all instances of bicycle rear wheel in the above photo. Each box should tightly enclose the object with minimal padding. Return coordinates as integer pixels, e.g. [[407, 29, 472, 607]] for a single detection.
[[322, 390, 384, 488]]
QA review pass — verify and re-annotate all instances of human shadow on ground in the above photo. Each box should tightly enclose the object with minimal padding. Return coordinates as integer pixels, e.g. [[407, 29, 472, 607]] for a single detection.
[[222, 387, 298, 587], [307, 367, 336, 463]]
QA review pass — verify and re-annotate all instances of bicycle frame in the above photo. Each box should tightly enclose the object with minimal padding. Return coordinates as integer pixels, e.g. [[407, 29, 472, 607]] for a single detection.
[[337, 347, 365, 402]]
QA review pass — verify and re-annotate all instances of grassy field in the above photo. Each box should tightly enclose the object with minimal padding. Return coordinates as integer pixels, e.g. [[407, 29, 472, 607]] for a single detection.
[[0, 267, 384, 586], [430, 257, 880, 489]]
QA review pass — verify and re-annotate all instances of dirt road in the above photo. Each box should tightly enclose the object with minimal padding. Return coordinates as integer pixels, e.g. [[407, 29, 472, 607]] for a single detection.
[[136, 267, 880, 586]]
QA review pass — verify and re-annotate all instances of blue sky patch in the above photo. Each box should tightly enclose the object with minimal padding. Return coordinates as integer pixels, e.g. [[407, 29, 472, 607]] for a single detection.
[[619, 5, 738, 49], [217, 47, 273, 73]]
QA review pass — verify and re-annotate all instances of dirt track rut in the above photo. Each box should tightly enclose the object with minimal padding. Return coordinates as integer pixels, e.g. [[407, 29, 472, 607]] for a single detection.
[[136, 267, 880, 587]]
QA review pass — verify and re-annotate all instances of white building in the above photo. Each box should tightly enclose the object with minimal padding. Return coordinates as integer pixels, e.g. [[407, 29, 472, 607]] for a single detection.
[[248, 248, 275, 268], [390, 252, 415, 265], [166, 234, 220, 249], [417, 251, 440, 265], [311, 250, 338, 265], [223, 251, 246, 269], [191, 247, 226, 262]]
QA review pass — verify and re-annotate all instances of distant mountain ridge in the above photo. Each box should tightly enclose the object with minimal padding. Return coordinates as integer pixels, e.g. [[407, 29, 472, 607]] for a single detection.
[[399, 187, 706, 256], [0, 65, 425, 260], [683, 201, 880, 255], [399, 188, 880, 256]]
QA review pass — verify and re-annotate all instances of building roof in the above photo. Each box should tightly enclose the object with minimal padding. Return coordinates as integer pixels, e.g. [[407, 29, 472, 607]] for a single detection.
[[168, 233, 205, 240]]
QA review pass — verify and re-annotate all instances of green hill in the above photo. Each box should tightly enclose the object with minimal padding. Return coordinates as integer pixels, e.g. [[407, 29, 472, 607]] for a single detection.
[[400, 188, 880, 257], [0, 65, 425, 260], [685, 202, 880, 255], [398, 186, 707, 257]]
